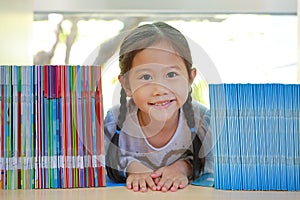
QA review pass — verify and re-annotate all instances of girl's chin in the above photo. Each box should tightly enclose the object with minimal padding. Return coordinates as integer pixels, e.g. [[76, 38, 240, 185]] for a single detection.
[[150, 115, 170, 123], [148, 109, 177, 123]]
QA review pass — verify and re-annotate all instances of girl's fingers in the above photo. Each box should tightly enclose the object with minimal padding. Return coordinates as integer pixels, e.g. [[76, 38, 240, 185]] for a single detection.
[[153, 177, 160, 185], [126, 171, 188, 192], [157, 177, 188, 192], [151, 167, 164, 179], [170, 180, 182, 192], [160, 179, 173, 192], [126, 174, 155, 192], [138, 179, 147, 192], [126, 176, 140, 192], [179, 178, 189, 189], [126, 176, 133, 189], [145, 176, 157, 191], [132, 179, 140, 192]]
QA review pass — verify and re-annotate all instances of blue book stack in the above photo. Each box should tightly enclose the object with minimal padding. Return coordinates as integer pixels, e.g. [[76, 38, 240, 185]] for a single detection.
[[210, 83, 300, 191]]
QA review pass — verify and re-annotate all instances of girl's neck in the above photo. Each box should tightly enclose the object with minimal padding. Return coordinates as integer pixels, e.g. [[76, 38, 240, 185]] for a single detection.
[[137, 109, 179, 148]]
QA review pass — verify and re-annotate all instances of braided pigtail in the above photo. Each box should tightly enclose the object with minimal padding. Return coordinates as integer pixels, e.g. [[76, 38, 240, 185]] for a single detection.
[[105, 88, 128, 183], [117, 88, 128, 129], [183, 91, 205, 180]]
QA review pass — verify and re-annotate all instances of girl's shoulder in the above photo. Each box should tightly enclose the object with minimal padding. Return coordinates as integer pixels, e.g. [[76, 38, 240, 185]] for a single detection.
[[104, 100, 138, 139], [191, 100, 210, 129], [106, 104, 121, 119], [104, 99, 136, 124], [191, 100, 209, 115]]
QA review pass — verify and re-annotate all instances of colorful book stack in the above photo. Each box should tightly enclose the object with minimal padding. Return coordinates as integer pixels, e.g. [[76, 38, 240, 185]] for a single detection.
[[0, 65, 105, 189], [209, 83, 300, 191]]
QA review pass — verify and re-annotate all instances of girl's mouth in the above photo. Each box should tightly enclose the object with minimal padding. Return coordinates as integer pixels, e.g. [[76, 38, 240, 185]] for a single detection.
[[149, 99, 175, 108]]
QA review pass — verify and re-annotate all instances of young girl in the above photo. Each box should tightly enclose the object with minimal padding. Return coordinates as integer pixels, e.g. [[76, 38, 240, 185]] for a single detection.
[[104, 22, 213, 192]]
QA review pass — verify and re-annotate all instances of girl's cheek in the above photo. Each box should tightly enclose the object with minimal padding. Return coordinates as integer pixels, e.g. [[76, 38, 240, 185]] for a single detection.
[[170, 83, 189, 93]]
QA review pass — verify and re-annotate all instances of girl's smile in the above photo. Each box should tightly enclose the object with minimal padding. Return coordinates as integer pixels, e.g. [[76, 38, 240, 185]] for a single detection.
[[148, 99, 176, 109]]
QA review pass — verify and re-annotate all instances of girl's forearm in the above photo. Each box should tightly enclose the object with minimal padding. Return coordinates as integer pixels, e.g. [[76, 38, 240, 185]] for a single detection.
[[171, 159, 192, 177]]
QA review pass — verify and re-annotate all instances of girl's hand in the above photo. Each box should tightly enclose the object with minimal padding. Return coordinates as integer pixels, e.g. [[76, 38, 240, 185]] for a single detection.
[[126, 172, 157, 192], [151, 160, 191, 192], [126, 161, 156, 192]]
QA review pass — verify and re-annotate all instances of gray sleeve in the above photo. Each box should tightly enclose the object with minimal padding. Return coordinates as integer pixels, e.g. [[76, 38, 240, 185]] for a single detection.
[[194, 103, 214, 175], [104, 107, 142, 177], [104, 109, 117, 150], [202, 110, 214, 174]]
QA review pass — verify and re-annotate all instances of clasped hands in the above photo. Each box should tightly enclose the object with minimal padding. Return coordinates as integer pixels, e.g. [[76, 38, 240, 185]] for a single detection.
[[126, 160, 191, 192]]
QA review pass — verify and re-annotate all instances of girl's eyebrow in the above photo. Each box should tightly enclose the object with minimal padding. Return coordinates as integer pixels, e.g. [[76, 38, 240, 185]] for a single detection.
[[132, 66, 153, 74], [165, 65, 185, 73], [168, 65, 181, 70]]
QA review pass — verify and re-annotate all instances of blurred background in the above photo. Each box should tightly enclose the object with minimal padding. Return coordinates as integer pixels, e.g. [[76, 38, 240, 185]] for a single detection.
[[0, 0, 298, 109]]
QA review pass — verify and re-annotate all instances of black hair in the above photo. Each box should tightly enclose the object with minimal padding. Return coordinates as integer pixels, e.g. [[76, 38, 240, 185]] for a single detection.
[[105, 21, 205, 183]]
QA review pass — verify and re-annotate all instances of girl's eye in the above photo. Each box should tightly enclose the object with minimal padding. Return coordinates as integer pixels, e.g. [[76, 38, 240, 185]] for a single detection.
[[167, 72, 178, 78], [140, 74, 152, 80]]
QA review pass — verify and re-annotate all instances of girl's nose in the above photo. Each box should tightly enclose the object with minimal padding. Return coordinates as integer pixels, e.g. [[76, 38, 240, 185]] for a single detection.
[[152, 83, 169, 96]]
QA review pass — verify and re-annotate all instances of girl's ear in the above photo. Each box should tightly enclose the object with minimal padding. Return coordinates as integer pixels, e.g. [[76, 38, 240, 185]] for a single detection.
[[118, 75, 132, 97], [189, 68, 197, 84]]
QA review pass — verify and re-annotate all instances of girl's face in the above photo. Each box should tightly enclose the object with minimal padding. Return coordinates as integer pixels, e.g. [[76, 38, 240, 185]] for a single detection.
[[120, 42, 196, 124]]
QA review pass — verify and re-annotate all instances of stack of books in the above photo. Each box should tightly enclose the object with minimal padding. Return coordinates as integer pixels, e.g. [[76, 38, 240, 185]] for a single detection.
[[0, 65, 105, 189], [209, 83, 299, 191]]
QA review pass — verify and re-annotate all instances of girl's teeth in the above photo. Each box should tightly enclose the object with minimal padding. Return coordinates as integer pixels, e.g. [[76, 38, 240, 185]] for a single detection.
[[155, 101, 169, 106]]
